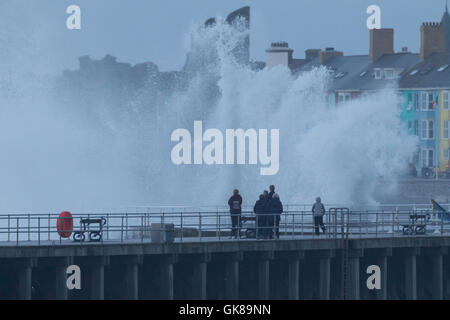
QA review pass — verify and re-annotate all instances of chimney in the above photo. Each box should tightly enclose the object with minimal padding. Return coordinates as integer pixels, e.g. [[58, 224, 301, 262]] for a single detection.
[[305, 49, 321, 60], [266, 42, 293, 68], [420, 22, 446, 60], [369, 28, 394, 61], [318, 47, 343, 64]]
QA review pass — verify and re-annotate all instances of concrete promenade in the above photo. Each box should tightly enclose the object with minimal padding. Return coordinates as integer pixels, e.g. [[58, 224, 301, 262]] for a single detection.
[[0, 234, 448, 300]]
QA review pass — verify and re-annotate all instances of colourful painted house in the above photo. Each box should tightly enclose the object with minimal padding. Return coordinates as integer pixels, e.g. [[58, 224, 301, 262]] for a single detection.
[[439, 89, 450, 170], [400, 52, 450, 175]]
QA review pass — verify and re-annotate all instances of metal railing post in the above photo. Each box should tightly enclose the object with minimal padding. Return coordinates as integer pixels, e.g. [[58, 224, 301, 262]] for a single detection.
[[359, 211, 362, 238], [218, 213, 221, 241], [27, 214, 30, 241], [181, 211, 184, 242], [301, 211, 304, 236], [291, 213, 294, 239], [376, 211, 378, 238], [7, 214, 10, 242], [125, 213, 128, 240], [199, 213, 202, 241], [327, 211, 330, 239], [393, 207, 397, 236], [333, 210, 337, 239], [121, 216, 124, 243], [273, 213, 276, 240], [16, 217, 19, 245], [255, 215, 259, 239], [38, 217, 40, 245], [106, 213, 110, 240], [366, 211, 369, 236], [215, 210, 219, 239], [141, 215, 144, 243]]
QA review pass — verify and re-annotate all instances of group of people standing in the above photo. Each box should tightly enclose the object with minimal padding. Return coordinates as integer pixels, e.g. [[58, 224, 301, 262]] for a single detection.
[[253, 185, 283, 239], [227, 188, 327, 239], [227, 185, 283, 239]]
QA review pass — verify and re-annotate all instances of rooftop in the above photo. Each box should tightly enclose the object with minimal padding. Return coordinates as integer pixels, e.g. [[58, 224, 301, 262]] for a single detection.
[[293, 52, 421, 91], [399, 52, 450, 89]]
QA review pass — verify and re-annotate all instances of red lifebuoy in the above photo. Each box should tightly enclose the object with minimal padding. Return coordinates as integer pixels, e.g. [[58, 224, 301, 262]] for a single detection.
[[57, 211, 73, 238]]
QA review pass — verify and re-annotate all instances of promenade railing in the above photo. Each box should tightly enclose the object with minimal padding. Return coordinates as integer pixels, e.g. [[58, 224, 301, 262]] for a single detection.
[[0, 209, 448, 246]]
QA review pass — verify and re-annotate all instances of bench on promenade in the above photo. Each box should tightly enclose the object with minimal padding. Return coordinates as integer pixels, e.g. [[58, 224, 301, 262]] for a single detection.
[[73, 217, 106, 242], [402, 213, 430, 235], [241, 216, 257, 239]]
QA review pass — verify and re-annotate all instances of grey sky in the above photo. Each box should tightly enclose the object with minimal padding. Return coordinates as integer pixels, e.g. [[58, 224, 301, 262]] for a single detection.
[[0, 0, 448, 74]]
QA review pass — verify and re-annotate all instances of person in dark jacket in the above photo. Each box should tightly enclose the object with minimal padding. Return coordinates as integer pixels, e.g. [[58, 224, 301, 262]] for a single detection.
[[228, 189, 243, 239], [268, 193, 283, 239], [253, 194, 266, 239], [268, 185, 275, 200]]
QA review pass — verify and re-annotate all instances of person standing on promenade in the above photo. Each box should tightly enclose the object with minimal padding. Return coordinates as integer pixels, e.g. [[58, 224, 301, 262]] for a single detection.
[[228, 189, 243, 239], [312, 197, 327, 236]]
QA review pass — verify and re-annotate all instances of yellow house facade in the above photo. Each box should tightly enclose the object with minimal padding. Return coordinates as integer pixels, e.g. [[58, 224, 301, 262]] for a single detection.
[[440, 89, 450, 171]]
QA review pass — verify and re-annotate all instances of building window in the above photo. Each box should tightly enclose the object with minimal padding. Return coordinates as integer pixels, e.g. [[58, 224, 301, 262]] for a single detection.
[[414, 93, 419, 111], [421, 92, 427, 110], [414, 120, 419, 136], [444, 120, 450, 139], [444, 91, 449, 110], [421, 120, 434, 140], [374, 69, 382, 79], [422, 149, 434, 167], [338, 92, 351, 103], [428, 149, 434, 167], [408, 120, 413, 134], [428, 92, 435, 109], [384, 69, 394, 79], [444, 148, 450, 160], [420, 92, 436, 111], [406, 93, 412, 110]]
